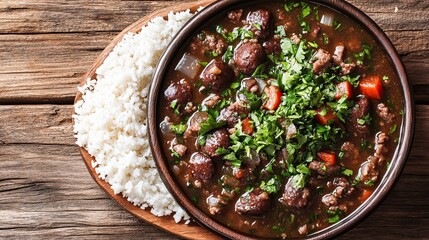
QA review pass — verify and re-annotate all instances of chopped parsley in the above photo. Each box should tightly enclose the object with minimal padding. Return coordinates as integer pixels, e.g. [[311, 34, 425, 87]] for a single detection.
[[354, 44, 373, 65], [170, 123, 187, 135], [389, 124, 397, 134], [357, 113, 372, 125]]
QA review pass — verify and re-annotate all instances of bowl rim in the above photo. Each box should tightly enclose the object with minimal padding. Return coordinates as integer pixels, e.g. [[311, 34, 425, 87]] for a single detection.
[[148, 0, 415, 239]]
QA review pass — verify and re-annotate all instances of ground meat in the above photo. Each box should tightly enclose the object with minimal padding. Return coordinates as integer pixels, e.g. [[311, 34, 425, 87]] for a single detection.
[[309, 161, 340, 177], [202, 94, 221, 108], [312, 49, 332, 74], [235, 188, 270, 215], [245, 9, 272, 39], [234, 40, 267, 75], [201, 128, 231, 158], [189, 152, 215, 182], [376, 103, 395, 124], [200, 59, 235, 92], [358, 159, 379, 183], [263, 38, 281, 55], [217, 100, 250, 127], [172, 144, 187, 158], [341, 142, 359, 161], [164, 79, 192, 104], [280, 178, 311, 209], [348, 96, 371, 137], [228, 9, 243, 24]]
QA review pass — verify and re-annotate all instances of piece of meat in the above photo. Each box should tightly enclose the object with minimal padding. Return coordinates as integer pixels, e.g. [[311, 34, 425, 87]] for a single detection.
[[242, 78, 259, 93], [339, 62, 356, 75], [184, 111, 209, 139], [200, 59, 235, 92], [202, 94, 221, 108], [341, 141, 359, 161], [358, 159, 379, 183], [376, 103, 395, 124], [234, 40, 267, 75], [291, 34, 301, 44], [348, 96, 371, 137], [217, 101, 250, 127], [172, 144, 187, 158], [333, 45, 345, 65], [245, 9, 272, 39], [322, 193, 338, 208], [309, 161, 340, 177], [311, 26, 321, 38], [331, 177, 354, 197], [235, 188, 270, 215], [189, 152, 215, 182], [190, 32, 226, 56], [374, 131, 389, 164], [280, 178, 311, 209], [228, 9, 243, 24], [164, 79, 192, 104], [263, 38, 281, 55], [201, 128, 231, 158], [312, 49, 332, 74]]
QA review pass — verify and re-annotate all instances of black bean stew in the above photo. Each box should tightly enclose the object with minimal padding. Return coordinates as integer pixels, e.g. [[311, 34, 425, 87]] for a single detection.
[[158, 0, 403, 238]]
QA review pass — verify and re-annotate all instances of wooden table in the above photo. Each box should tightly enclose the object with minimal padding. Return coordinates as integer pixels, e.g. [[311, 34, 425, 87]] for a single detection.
[[0, 0, 428, 239]]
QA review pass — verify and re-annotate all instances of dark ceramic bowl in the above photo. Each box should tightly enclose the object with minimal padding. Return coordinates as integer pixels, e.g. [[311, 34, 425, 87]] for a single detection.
[[148, 0, 414, 239]]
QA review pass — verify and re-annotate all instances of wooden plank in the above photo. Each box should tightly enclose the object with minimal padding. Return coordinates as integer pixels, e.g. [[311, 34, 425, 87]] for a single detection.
[[0, 0, 428, 103], [0, 104, 428, 239]]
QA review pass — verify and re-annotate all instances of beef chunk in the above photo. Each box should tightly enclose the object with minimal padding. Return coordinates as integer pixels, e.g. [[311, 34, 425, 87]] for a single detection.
[[376, 103, 395, 124], [358, 159, 379, 183], [309, 160, 340, 177], [228, 9, 243, 24], [331, 177, 355, 197], [291, 34, 301, 44], [333, 45, 345, 65], [374, 131, 389, 164], [217, 101, 250, 127], [235, 188, 270, 215], [280, 178, 311, 209], [201, 128, 231, 158], [263, 38, 281, 55], [312, 49, 332, 74], [348, 96, 371, 137], [241, 77, 259, 93], [332, 45, 356, 75], [245, 9, 272, 39], [322, 193, 338, 208], [164, 79, 192, 104], [200, 59, 235, 92], [189, 152, 215, 182], [234, 40, 267, 75]]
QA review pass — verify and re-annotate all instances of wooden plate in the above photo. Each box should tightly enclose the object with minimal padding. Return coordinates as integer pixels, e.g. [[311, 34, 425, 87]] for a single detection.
[[73, 0, 222, 239]]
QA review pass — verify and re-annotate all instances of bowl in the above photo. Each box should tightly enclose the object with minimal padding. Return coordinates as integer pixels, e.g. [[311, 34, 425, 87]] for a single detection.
[[148, 0, 414, 239]]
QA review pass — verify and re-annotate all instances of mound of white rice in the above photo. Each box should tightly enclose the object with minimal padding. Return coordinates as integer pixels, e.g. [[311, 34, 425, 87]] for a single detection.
[[73, 10, 195, 223]]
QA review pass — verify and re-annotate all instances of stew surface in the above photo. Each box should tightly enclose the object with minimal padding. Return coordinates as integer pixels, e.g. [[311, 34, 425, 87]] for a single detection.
[[158, 0, 403, 238]]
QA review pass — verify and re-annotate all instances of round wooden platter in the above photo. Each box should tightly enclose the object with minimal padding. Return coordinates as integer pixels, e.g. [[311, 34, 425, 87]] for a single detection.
[[74, 0, 222, 239]]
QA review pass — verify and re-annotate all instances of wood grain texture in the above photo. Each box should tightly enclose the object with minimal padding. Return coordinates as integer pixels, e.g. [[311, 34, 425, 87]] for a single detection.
[[0, 0, 428, 103], [0, 0, 428, 239], [0, 104, 428, 239]]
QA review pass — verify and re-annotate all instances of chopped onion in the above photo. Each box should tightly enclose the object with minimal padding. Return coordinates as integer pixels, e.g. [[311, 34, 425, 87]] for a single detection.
[[255, 78, 267, 94], [159, 117, 172, 135], [175, 53, 201, 79], [320, 14, 334, 27]]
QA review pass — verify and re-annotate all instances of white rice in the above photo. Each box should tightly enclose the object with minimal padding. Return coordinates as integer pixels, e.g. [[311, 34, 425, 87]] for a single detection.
[[73, 10, 195, 223]]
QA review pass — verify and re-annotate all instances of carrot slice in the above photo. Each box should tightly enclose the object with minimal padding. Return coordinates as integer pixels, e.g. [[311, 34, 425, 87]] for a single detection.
[[241, 118, 254, 135], [359, 189, 373, 202], [317, 152, 336, 166], [315, 106, 337, 125], [334, 81, 353, 100], [359, 75, 383, 100], [263, 85, 282, 110]]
